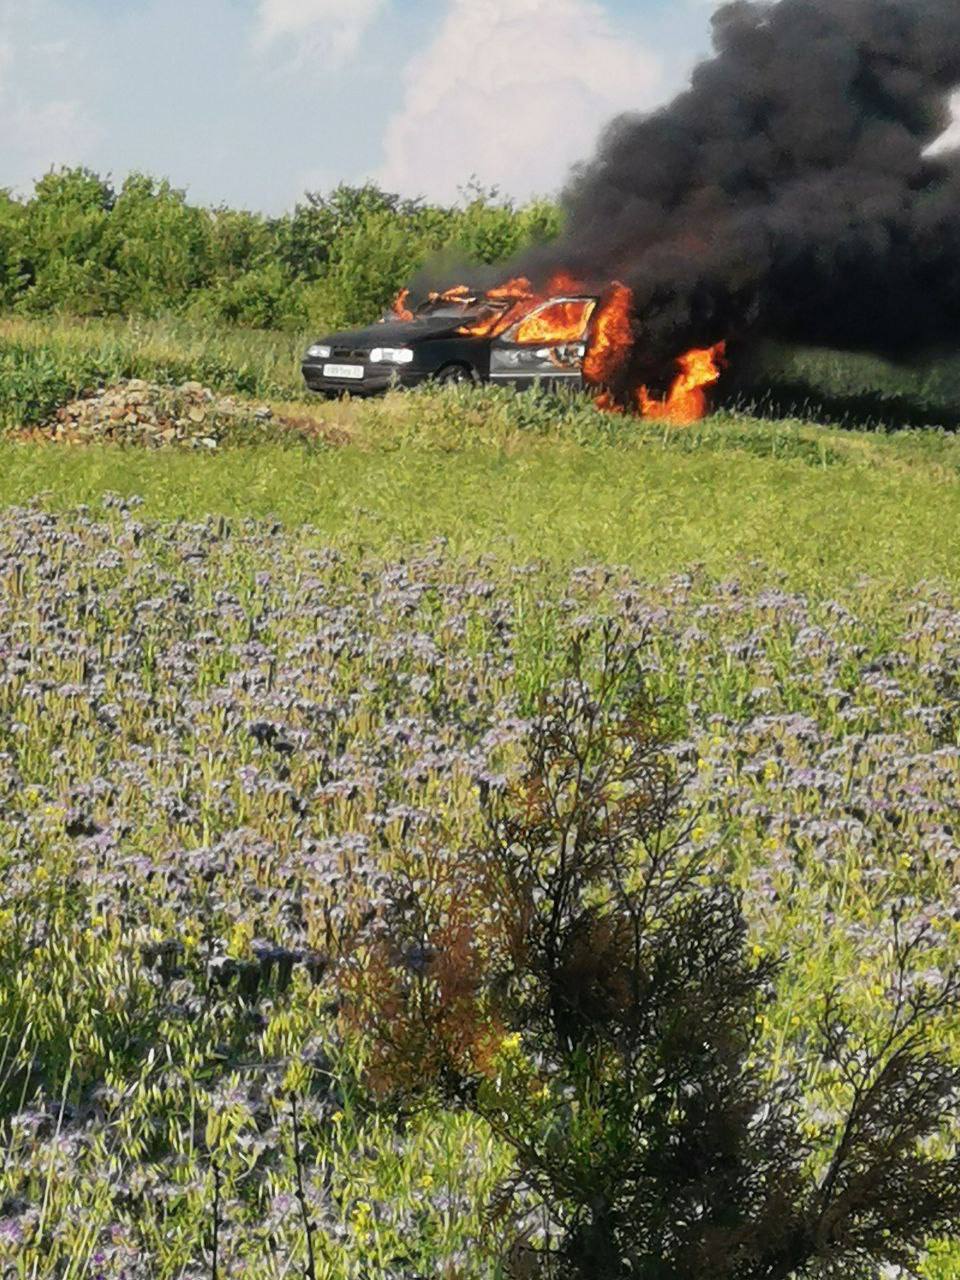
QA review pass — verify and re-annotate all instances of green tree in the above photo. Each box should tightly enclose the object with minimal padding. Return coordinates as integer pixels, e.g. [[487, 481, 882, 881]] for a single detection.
[[205, 205, 275, 277], [106, 173, 212, 314], [0, 191, 27, 307], [0, 169, 562, 329], [17, 167, 115, 314], [189, 261, 306, 330], [445, 185, 563, 264], [516, 196, 565, 248], [277, 182, 431, 282], [447, 187, 529, 264], [313, 208, 433, 328]]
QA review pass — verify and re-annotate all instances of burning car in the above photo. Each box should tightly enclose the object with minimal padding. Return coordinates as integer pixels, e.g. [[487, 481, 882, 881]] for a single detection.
[[301, 283, 600, 397], [301, 273, 726, 423]]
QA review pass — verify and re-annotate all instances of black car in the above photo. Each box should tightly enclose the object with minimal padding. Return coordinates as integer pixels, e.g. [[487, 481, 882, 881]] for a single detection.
[[301, 293, 599, 396]]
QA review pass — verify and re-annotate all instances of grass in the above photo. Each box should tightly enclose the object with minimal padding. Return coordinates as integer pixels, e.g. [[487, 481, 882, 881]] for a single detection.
[[3, 313, 960, 1276], [0, 314, 307, 428], [1, 512, 959, 1276], [724, 339, 960, 430], [7, 314, 960, 433], [2, 317, 959, 598], [2, 399, 960, 589]]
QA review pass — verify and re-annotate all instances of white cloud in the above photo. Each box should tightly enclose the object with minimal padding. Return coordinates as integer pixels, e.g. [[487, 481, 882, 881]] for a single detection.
[[7, 99, 95, 181], [0, 5, 96, 191], [253, 0, 386, 69], [378, 0, 666, 202]]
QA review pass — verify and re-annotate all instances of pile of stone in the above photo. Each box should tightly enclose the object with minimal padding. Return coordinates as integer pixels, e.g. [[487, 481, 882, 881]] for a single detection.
[[26, 379, 274, 449]]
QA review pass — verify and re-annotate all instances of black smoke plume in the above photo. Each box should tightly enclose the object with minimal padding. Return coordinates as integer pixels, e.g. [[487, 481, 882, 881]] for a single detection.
[[529, 0, 960, 373]]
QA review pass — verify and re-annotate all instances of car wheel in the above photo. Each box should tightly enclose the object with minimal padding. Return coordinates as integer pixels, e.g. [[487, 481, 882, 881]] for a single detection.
[[434, 363, 477, 386]]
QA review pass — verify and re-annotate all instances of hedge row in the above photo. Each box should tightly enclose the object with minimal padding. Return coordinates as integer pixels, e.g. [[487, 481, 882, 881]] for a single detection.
[[0, 169, 561, 333]]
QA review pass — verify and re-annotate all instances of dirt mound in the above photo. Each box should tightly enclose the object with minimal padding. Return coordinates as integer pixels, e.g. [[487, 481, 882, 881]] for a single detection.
[[18, 380, 278, 448]]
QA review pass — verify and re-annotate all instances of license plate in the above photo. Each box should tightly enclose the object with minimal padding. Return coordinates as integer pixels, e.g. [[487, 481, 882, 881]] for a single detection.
[[323, 363, 365, 380]]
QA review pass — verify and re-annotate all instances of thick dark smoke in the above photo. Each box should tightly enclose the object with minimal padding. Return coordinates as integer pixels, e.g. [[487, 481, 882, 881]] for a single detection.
[[530, 0, 960, 371]]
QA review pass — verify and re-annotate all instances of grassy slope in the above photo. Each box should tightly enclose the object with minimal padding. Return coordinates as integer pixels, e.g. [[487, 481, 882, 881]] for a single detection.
[[3, 315, 959, 594], [2, 500, 959, 1277], [3, 316, 960, 1276], [3, 410, 959, 589]]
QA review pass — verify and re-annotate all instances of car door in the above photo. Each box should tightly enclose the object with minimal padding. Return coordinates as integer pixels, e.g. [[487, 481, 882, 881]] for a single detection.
[[488, 297, 598, 388]]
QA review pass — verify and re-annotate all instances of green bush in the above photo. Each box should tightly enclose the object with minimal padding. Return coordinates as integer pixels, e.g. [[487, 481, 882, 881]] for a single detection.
[[0, 168, 564, 335], [106, 173, 212, 314], [347, 631, 960, 1279], [0, 191, 27, 306], [320, 211, 432, 328], [447, 188, 563, 264], [205, 205, 277, 276], [188, 262, 307, 331], [277, 182, 437, 282], [0, 340, 113, 428], [15, 167, 116, 315]]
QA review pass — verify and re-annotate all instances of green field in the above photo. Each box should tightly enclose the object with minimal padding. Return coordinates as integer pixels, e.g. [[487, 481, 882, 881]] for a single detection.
[[2, 316, 960, 1277], [3, 426, 959, 588], [3, 316, 960, 589]]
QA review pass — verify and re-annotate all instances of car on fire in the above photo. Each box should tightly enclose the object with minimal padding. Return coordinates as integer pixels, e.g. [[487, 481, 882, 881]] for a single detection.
[[301, 289, 600, 397]]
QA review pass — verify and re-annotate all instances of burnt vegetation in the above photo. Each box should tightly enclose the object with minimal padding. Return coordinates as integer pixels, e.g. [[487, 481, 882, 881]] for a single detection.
[[344, 629, 960, 1279]]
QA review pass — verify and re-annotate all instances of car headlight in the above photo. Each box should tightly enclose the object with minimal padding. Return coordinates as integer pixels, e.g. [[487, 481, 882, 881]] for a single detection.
[[369, 347, 415, 365], [307, 344, 332, 360]]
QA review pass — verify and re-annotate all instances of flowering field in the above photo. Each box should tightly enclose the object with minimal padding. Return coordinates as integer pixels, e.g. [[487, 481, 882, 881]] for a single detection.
[[1, 494, 959, 1277]]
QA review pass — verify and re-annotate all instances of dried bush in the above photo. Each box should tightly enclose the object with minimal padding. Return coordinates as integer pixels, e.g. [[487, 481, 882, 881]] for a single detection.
[[342, 626, 960, 1279]]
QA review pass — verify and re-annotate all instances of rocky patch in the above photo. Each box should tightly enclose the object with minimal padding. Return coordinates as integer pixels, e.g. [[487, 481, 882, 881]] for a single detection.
[[13, 379, 347, 448]]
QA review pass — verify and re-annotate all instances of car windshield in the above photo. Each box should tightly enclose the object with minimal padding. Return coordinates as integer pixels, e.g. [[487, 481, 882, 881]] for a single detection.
[[378, 297, 499, 324], [416, 303, 484, 318]]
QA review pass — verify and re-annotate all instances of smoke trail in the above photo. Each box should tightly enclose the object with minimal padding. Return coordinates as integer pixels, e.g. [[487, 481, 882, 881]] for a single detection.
[[530, 0, 960, 371]]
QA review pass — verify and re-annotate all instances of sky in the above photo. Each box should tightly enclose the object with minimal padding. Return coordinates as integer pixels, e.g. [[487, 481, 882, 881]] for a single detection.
[[4, 0, 959, 216], [0, 0, 720, 213]]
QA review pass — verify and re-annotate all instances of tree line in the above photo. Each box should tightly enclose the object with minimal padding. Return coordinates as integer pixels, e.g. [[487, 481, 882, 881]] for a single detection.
[[0, 168, 561, 333]]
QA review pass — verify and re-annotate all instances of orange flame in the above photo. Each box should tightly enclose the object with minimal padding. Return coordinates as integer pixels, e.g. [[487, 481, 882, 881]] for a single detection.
[[394, 269, 724, 421], [457, 274, 594, 341], [432, 285, 473, 301], [458, 302, 528, 339], [547, 270, 587, 295], [457, 277, 535, 338], [514, 298, 596, 345], [485, 276, 534, 300], [582, 283, 634, 391], [392, 289, 414, 322], [637, 342, 727, 424]]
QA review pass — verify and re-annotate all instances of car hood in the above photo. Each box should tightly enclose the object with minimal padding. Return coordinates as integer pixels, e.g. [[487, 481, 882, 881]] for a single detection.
[[315, 317, 478, 347]]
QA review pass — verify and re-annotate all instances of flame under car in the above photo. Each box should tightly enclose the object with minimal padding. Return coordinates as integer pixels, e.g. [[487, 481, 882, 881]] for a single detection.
[[300, 293, 599, 397]]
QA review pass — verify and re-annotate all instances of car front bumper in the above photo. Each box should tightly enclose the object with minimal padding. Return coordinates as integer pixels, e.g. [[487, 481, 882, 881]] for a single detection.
[[301, 361, 430, 396], [302, 363, 587, 396], [488, 371, 585, 392]]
